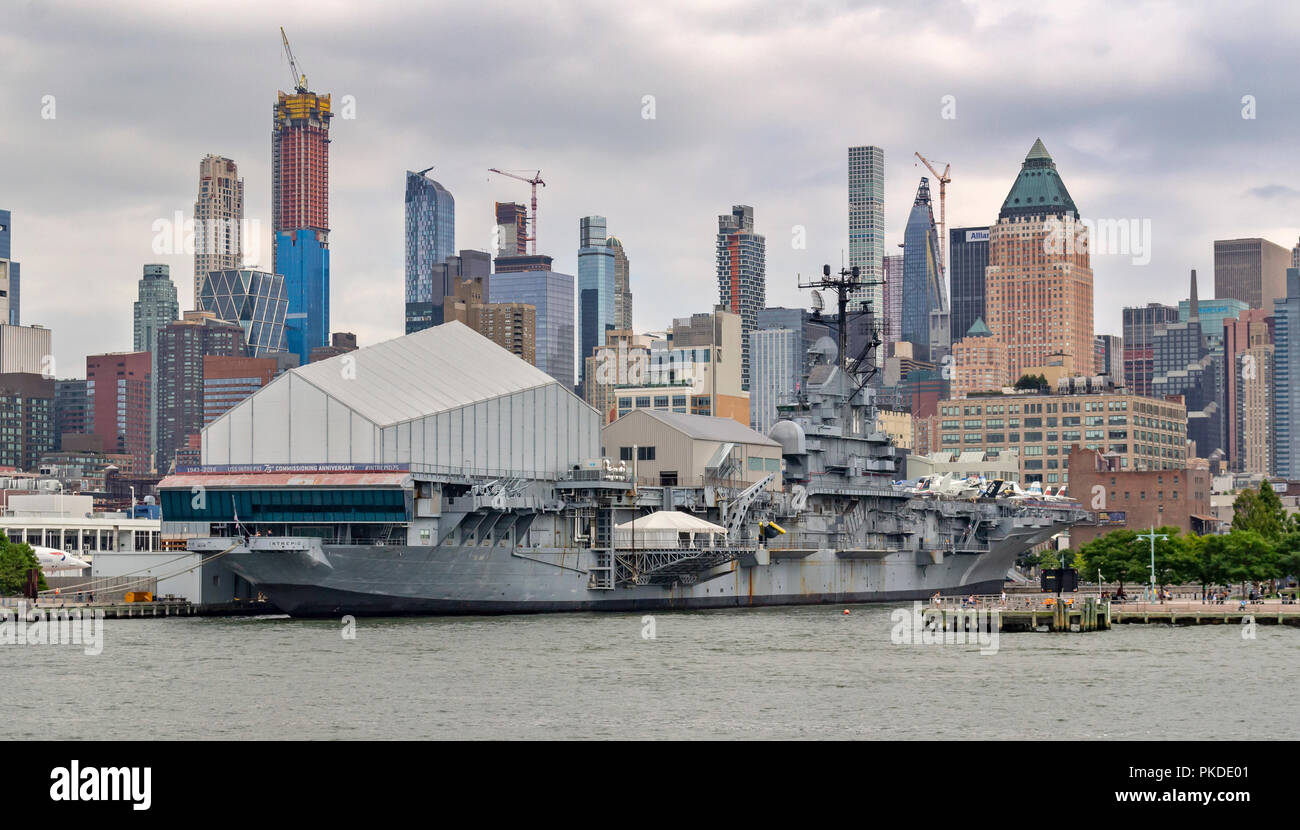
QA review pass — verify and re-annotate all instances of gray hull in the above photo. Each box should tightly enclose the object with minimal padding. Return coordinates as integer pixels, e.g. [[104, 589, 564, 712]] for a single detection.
[[210, 526, 1053, 617]]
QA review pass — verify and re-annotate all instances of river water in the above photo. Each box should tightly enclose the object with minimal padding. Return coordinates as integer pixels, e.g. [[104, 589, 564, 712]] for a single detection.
[[3, 604, 1295, 740]]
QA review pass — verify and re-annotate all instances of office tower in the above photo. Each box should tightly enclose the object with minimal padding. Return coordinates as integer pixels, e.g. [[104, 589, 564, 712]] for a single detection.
[[276, 229, 329, 365], [901, 178, 946, 356], [0, 373, 54, 471], [950, 318, 1009, 397], [608, 236, 632, 331], [85, 351, 152, 473], [1223, 308, 1274, 470], [0, 209, 20, 325], [272, 82, 331, 271], [578, 216, 616, 394], [202, 355, 281, 425], [199, 269, 289, 357], [194, 155, 244, 302], [1273, 269, 1300, 477], [848, 146, 885, 333], [948, 226, 989, 344], [881, 252, 903, 346], [134, 264, 180, 353], [272, 75, 331, 363], [611, 308, 748, 425], [985, 138, 1093, 380], [749, 327, 800, 434], [1236, 327, 1274, 476], [757, 306, 832, 378], [495, 203, 528, 257], [405, 249, 493, 334], [1093, 334, 1123, 382], [405, 170, 455, 332], [1176, 295, 1248, 350], [155, 311, 246, 473], [1214, 238, 1290, 311], [715, 205, 766, 391], [133, 263, 179, 466], [490, 254, 574, 388], [53, 379, 90, 450], [1122, 303, 1180, 397], [1152, 270, 1226, 459]]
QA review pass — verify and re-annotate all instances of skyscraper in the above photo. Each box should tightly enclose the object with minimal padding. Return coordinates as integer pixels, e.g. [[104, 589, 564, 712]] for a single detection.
[[277, 229, 330, 365], [716, 205, 765, 391], [405, 170, 455, 332], [86, 351, 152, 473], [1093, 334, 1124, 383], [490, 254, 574, 389], [0, 209, 20, 326], [134, 264, 180, 353], [1223, 307, 1274, 471], [608, 236, 632, 332], [495, 203, 528, 258], [1273, 269, 1300, 477], [199, 269, 289, 357], [1152, 270, 1225, 459], [901, 178, 945, 356], [848, 146, 885, 333], [984, 138, 1093, 380], [155, 311, 246, 473], [1122, 303, 1180, 397], [0, 373, 53, 471], [577, 216, 615, 395], [948, 226, 989, 344], [194, 155, 244, 303], [134, 263, 179, 467], [1214, 238, 1290, 311], [272, 77, 331, 356], [881, 252, 903, 346]]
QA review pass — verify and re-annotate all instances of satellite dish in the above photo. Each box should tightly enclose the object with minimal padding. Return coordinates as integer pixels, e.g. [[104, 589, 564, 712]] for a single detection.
[[810, 291, 824, 312]]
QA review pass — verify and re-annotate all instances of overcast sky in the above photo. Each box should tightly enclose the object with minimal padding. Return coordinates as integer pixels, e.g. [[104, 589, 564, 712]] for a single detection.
[[4, 0, 1300, 378]]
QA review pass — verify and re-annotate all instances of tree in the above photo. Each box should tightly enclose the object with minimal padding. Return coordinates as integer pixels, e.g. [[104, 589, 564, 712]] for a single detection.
[[1148, 527, 1198, 593], [1232, 481, 1286, 542], [1215, 530, 1279, 598], [1013, 373, 1049, 393], [0, 532, 47, 596], [1185, 532, 1227, 597], [1077, 529, 1142, 593]]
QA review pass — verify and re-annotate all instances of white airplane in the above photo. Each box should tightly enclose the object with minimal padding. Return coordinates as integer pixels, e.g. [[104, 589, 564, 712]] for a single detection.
[[32, 545, 91, 574]]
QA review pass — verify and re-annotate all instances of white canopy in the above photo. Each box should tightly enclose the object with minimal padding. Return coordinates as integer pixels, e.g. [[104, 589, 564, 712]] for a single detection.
[[614, 510, 727, 534]]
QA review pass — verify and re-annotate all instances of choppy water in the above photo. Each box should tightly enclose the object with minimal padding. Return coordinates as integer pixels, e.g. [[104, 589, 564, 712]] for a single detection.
[[3, 604, 1295, 740]]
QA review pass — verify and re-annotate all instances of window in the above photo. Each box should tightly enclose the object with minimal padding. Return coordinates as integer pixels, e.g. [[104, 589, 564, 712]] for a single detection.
[[638, 446, 655, 461]]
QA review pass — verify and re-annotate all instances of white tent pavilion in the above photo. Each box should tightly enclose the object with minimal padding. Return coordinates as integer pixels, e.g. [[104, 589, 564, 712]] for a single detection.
[[613, 510, 728, 549]]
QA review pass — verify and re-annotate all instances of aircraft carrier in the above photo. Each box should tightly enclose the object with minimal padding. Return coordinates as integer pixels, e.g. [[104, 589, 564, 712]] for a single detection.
[[162, 268, 1091, 617]]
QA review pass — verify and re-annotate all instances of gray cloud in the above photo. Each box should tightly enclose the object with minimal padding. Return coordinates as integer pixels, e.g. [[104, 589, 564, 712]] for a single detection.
[[2, 0, 1300, 376]]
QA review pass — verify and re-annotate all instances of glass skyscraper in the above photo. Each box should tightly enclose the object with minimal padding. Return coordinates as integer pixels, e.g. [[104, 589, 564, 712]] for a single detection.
[[405, 170, 455, 332], [901, 177, 945, 351], [1274, 269, 1300, 477], [948, 226, 988, 344], [578, 216, 615, 394], [491, 256, 575, 389], [716, 205, 765, 391], [276, 229, 330, 365], [199, 269, 289, 357]]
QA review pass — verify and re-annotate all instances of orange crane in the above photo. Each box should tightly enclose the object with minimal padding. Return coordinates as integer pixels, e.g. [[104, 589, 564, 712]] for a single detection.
[[914, 152, 951, 277], [488, 169, 546, 255]]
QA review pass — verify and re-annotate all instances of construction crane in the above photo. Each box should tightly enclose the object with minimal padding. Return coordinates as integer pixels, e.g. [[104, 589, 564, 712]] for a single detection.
[[914, 152, 951, 277], [280, 26, 309, 94], [488, 169, 546, 255]]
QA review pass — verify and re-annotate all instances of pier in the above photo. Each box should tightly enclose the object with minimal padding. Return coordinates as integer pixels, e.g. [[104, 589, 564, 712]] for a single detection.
[[1108, 600, 1300, 627], [930, 595, 1110, 632]]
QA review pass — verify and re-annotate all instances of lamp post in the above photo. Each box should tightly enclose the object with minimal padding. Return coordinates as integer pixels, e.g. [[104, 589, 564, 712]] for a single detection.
[[1136, 526, 1169, 602]]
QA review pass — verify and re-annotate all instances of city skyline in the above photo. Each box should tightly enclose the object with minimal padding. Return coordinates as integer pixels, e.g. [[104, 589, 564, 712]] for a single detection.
[[6, 2, 1300, 378]]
